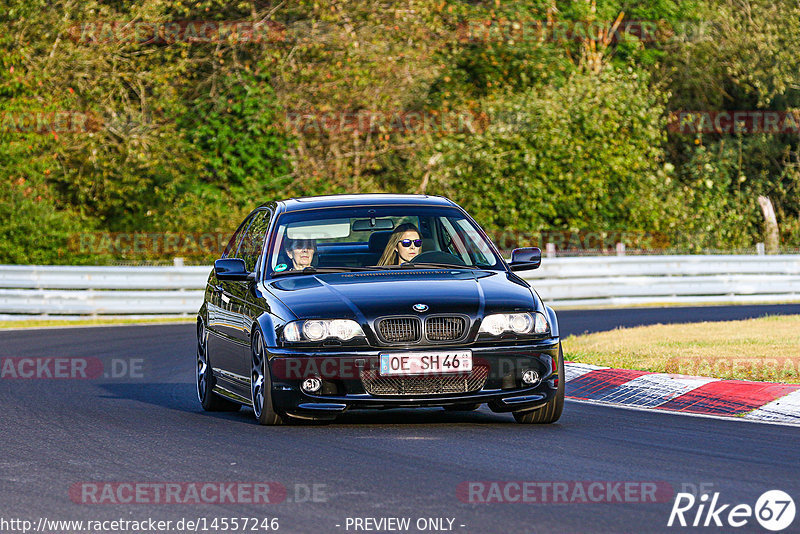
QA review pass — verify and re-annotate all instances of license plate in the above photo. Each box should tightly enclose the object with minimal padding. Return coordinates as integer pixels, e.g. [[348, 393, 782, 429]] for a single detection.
[[379, 351, 472, 376]]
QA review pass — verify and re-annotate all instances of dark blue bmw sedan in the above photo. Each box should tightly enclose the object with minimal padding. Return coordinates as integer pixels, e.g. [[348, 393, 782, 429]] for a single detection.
[[197, 194, 563, 425]]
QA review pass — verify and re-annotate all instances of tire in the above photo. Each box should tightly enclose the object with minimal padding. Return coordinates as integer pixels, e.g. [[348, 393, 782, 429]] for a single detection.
[[513, 343, 565, 424], [196, 320, 240, 412], [443, 404, 481, 412], [250, 329, 284, 426]]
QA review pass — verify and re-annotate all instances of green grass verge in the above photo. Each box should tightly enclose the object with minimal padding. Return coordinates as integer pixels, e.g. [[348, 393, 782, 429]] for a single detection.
[[563, 315, 800, 383]]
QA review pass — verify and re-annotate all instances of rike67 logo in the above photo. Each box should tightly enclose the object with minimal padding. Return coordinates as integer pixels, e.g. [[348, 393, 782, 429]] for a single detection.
[[668, 490, 795, 531]]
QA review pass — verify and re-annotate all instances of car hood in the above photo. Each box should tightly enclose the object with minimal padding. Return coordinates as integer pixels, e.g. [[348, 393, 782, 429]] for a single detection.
[[267, 269, 536, 321]]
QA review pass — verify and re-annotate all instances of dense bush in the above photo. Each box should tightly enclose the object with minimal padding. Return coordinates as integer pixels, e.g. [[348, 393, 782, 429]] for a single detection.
[[2, 0, 800, 263], [429, 68, 678, 240]]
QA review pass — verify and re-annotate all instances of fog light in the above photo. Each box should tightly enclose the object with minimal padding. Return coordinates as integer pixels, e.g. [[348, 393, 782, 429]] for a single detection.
[[522, 370, 540, 385], [301, 377, 322, 394]]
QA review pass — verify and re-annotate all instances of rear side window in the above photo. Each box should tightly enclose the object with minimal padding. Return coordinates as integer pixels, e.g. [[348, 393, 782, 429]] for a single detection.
[[222, 214, 254, 258], [235, 210, 272, 272]]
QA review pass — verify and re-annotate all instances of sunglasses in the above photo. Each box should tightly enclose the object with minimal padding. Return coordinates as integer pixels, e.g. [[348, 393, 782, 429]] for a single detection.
[[399, 239, 423, 248]]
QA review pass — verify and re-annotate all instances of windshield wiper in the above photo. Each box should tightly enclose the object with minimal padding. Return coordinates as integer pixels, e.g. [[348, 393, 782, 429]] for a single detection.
[[271, 266, 377, 277]]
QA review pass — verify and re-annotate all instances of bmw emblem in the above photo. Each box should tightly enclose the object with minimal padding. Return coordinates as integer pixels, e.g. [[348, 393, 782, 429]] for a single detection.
[[413, 303, 429, 313]]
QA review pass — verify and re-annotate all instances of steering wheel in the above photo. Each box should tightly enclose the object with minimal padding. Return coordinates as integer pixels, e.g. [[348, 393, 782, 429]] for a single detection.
[[409, 250, 467, 266]]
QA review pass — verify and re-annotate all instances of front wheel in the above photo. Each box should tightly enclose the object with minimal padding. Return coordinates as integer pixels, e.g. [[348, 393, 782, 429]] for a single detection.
[[513, 343, 565, 424], [250, 329, 283, 426]]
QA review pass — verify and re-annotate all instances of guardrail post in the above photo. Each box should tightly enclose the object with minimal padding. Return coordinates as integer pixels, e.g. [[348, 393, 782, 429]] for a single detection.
[[757, 196, 780, 254], [756, 243, 765, 255], [173, 257, 185, 267], [545, 243, 556, 258], [615, 242, 626, 256]]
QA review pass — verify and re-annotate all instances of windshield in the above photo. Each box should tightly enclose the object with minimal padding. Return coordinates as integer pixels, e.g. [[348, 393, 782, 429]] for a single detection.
[[267, 206, 503, 274]]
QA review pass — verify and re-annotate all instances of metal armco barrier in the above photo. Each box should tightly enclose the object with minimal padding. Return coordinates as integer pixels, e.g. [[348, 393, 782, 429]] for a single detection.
[[522, 255, 800, 307], [0, 255, 799, 316], [0, 265, 208, 316]]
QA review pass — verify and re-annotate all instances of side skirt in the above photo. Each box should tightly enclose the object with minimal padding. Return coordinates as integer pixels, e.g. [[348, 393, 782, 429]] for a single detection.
[[212, 368, 252, 406], [212, 384, 252, 406]]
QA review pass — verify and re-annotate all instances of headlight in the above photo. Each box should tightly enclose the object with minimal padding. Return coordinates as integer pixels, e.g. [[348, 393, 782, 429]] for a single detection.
[[479, 312, 549, 336], [283, 319, 365, 342]]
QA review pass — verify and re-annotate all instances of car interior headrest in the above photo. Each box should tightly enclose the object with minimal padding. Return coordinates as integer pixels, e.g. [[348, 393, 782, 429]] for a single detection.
[[368, 230, 395, 254]]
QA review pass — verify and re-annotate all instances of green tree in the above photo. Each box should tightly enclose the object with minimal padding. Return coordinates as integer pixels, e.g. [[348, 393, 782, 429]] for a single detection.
[[429, 67, 678, 241]]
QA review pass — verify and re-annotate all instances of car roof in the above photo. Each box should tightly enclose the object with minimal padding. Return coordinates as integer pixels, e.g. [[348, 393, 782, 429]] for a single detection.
[[272, 194, 456, 213]]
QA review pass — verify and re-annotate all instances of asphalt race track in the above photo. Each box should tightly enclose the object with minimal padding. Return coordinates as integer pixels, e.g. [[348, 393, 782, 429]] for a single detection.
[[1, 305, 799, 534]]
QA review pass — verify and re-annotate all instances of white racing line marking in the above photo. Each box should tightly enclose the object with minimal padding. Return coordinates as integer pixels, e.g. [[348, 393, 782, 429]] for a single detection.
[[563, 362, 607, 381], [744, 389, 800, 424], [565, 397, 800, 428], [564, 363, 800, 426], [596, 373, 719, 407]]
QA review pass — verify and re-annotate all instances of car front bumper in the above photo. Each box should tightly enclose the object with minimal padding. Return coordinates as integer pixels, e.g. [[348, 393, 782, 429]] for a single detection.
[[267, 340, 561, 420]]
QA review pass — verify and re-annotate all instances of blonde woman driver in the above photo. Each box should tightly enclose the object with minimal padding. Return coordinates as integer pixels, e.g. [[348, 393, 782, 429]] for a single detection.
[[377, 223, 422, 266]]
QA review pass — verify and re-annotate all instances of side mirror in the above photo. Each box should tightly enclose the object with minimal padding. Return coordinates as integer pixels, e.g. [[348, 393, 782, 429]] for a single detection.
[[214, 258, 252, 281], [509, 247, 541, 271]]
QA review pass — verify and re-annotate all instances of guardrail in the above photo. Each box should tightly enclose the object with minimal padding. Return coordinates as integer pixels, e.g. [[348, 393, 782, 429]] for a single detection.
[[522, 255, 800, 307], [0, 265, 209, 316], [0, 255, 798, 316]]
